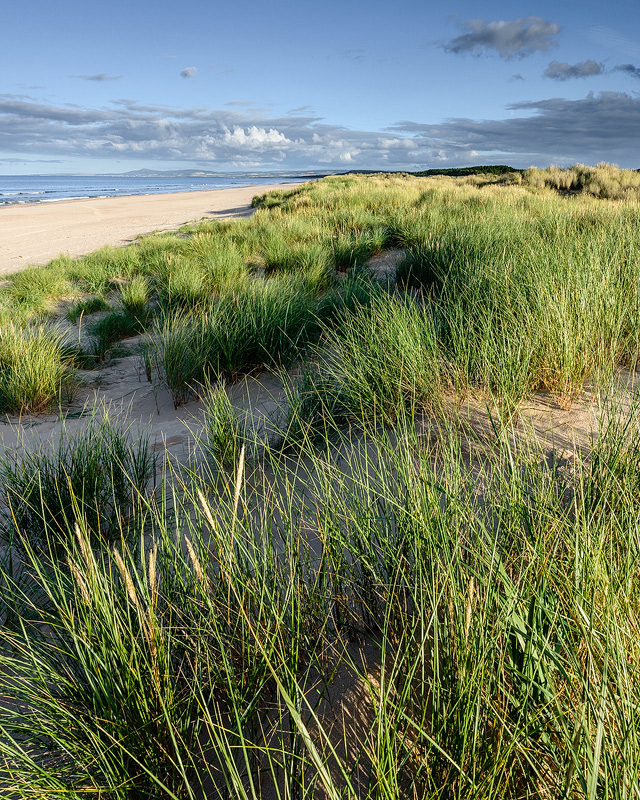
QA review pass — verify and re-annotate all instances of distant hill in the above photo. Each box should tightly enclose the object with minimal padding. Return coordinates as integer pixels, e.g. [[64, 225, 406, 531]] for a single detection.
[[121, 168, 335, 179], [411, 165, 522, 177]]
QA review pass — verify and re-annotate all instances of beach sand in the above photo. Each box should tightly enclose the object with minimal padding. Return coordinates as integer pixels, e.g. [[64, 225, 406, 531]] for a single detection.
[[0, 183, 302, 275]]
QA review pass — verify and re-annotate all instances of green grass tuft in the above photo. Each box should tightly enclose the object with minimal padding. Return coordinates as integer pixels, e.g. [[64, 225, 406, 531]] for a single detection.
[[65, 296, 110, 323], [88, 310, 145, 362], [0, 324, 76, 414], [0, 409, 155, 548]]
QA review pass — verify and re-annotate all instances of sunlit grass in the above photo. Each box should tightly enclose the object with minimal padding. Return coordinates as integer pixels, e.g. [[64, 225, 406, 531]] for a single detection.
[[2, 170, 640, 796], [0, 323, 76, 413], [0, 407, 155, 549], [1, 399, 640, 795]]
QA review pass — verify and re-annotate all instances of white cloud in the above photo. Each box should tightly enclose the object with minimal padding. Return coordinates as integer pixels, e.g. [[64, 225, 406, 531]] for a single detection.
[[222, 125, 291, 149], [180, 67, 197, 79]]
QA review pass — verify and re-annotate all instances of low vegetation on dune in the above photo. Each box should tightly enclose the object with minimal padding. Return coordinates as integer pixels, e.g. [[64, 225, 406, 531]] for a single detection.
[[1, 166, 640, 796], [520, 161, 640, 198], [3, 163, 640, 413], [0, 409, 155, 549], [0, 323, 77, 414]]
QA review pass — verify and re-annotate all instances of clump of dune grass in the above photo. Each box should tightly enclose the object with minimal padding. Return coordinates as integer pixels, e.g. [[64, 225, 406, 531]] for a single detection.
[[119, 274, 151, 321], [155, 252, 208, 310], [315, 292, 448, 423], [0, 323, 76, 414], [192, 236, 250, 292], [65, 295, 110, 324], [264, 238, 333, 275], [88, 310, 145, 362], [142, 310, 208, 407], [148, 277, 325, 406], [0, 409, 155, 549], [135, 232, 189, 273], [7, 257, 73, 315], [199, 379, 246, 470], [522, 162, 640, 199], [260, 234, 335, 293], [72, 244, 141, 282], [2, 399, 640, 795]]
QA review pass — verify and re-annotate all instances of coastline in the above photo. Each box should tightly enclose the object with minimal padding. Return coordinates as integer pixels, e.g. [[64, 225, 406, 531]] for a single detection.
[[0, 182, 304, 275]]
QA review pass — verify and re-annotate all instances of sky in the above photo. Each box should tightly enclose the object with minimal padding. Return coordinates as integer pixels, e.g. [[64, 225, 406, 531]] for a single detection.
[[2, 0, 640, 174]]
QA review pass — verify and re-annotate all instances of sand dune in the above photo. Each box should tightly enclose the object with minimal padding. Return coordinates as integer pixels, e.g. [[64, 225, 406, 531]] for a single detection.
[[0, 183, 302, 275]]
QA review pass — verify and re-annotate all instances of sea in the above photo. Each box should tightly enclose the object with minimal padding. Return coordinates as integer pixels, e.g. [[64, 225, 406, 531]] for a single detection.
[[0, 173, 318, 206]]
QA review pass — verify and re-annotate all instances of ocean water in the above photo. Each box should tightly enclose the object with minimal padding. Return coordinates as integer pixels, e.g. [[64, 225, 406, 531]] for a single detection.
[[0, 173, 312, 205]]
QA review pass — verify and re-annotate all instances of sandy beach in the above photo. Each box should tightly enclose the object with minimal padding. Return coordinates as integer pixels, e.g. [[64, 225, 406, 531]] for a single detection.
[[0, 183, 302, 275]]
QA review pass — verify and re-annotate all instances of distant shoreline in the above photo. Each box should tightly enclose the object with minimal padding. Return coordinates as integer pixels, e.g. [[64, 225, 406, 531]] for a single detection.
[[0, 180, 302, 210], [0, 173, 312, 207], [0, 182, 305, 275]]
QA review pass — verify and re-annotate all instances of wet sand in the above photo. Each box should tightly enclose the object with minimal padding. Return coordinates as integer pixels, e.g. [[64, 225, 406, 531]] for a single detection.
[[0, 183, 303, 274]]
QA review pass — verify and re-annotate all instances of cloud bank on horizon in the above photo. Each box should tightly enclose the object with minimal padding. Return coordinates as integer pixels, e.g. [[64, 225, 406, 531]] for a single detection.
[[3, 3, 640, 173], [2, 90, 640, 171]]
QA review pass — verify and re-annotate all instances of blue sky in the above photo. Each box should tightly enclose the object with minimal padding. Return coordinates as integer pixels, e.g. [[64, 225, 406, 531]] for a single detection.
[[2, 0, 640, 174]]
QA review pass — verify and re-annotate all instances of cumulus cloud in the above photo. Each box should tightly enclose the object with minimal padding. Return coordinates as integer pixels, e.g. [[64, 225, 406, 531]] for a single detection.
[[614, 63, 640, 78], [222, 125, 291, 148], [75, 73, 122, 82], [1, 91, 639, 170], [543, 60, 604, 80], [0, 95, 384, 169], [445, 17, 560, 59], [180, 67, 197, 79]]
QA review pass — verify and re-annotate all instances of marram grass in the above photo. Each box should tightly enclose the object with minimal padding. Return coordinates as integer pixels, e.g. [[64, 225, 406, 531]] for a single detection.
[[0, 401, 640, 796], [0, 407, 155, 549], [0, 323, 76, 414], [4, 169, 640, 412], [2, 170, 640, 797]]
